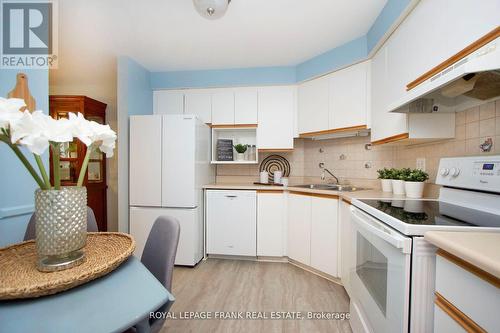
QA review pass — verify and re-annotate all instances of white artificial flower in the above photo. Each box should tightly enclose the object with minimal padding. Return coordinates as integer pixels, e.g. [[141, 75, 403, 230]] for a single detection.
[[68, 112, 93, 146], [88, 121, 117, 157], [9, 111, 49, 155], [0, 97, 26, 131], [42, 114, 74, 143]]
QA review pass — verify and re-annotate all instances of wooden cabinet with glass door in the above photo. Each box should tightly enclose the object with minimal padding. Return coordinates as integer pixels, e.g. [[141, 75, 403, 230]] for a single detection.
[[49, 96, 108, 231]]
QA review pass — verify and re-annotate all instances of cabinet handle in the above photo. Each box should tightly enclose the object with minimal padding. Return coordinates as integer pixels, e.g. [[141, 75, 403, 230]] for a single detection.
[[225, 195, 237, 198]]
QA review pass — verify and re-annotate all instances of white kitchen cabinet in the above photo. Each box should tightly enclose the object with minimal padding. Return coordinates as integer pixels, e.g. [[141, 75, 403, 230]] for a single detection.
[[234, 88, 258, 124], [206, 190, 257, 256], [339, 199, 352, 293], [310, 196, 339, 277], [211, 90, 235, 125], [287, 193, 311, 265], [257, 86, 295, 150], [297, 76, 329, 134], [257, 191, 285, 257], [185, 90, 212, 124], [153, 90, 184, 115], [329, 61, 369, 130], [129, 115, 163, 207]]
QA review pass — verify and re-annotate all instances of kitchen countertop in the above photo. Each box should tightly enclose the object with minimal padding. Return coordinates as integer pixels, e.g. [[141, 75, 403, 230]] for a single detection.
[[202, 183, 438, 202], [425, 231, 500, 279]]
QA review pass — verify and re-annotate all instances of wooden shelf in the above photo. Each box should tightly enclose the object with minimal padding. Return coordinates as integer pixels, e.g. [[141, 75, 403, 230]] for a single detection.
[[211, 160, 258, 165]]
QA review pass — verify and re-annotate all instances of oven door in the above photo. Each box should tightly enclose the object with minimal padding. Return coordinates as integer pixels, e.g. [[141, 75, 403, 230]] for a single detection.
[[349, 206, 412, 333]]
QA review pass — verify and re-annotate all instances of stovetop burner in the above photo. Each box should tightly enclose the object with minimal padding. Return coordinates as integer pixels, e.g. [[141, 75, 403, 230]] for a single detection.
[[358, 199, 500, 228]]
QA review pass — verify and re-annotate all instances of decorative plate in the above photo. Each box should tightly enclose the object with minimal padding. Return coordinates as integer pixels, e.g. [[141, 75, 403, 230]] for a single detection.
[[259, 155, 291, 183]]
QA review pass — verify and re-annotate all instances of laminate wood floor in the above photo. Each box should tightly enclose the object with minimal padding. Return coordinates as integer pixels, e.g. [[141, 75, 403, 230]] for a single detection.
[[159, 259, 352, 333]]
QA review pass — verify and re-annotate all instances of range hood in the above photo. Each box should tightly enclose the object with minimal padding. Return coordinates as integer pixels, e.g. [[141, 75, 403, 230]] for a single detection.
[[390, 35, 500, 113]]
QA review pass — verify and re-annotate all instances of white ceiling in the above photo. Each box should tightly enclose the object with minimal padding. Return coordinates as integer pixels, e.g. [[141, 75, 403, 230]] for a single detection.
[[53, 0, 387, 73]]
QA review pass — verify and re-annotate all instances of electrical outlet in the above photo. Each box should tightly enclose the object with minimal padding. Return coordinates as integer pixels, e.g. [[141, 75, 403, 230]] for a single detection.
[[416, 158, 426, 171]]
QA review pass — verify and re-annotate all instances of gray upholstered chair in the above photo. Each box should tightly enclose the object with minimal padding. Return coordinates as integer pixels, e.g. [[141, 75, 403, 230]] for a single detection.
[[139, 216, 180, 333], [23, 206, 99, 241]]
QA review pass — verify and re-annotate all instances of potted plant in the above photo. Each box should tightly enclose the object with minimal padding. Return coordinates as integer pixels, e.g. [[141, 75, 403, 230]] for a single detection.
[[0, 98, 116, 271], [233, 144, 247, 161], [377, 168, 393, 192], [404, 169, 429, 198], [392, 168, 410, 195]]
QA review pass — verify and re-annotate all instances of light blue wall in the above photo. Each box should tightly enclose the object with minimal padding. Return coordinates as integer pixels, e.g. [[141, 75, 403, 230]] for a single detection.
[[118, 57, 153, 116], [149, 0, 412, 89], [295, 36, 368, 82], [0, 69, 49, 247], [116, 56, 153, 233], [150, 66, 296, 90], [367, 0, 412, 52]]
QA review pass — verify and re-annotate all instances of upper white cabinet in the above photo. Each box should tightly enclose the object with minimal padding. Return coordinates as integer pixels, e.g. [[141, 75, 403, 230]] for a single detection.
[[310, 196, 339, 277], [370, 0, 498, 144], [329, 60, 370, 130], [257, 191, 286, 257], [297, 61, 370, 136], [153, 90, 184, 115], [184, 90, 212, 124], [257, 86, 295, 150], [297, 76, 330, 134], [211, 90, 235, 125], [234, 88, 258, 124]]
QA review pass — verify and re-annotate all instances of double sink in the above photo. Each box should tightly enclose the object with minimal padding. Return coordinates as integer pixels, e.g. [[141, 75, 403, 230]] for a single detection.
[[294, 184, 367, 192]]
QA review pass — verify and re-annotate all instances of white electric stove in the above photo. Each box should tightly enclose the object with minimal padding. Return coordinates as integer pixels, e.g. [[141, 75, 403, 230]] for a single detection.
[[347, 156, 500, 333]]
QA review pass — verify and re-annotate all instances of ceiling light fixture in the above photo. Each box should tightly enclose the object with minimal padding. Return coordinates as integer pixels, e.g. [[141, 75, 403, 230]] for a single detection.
[[193, 0, 231, 20]]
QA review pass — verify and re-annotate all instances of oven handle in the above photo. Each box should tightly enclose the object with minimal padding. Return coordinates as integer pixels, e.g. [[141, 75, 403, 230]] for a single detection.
[[351, 207, 412, 254]]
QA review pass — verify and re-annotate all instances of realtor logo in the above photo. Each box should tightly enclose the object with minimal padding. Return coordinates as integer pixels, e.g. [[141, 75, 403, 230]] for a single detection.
[[1, 0, 58, 68]]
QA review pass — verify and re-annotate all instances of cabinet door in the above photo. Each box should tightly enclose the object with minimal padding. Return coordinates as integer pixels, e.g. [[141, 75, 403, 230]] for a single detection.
[[211, 90, 235, 125], [339, 200, 352, 293], [370, 45, 408, 143], [129, 115, 162, 207], [287, 193, 311, 265], [257, 86, 295, 150], [153, 90, 184, 115], [330, 61, 369, 130], [310, 196, 339, 277], [206, 190, 256, 256], [234, 88, 258, 124], [257, 192, 285, 257], [185, 90, 212, 124], [297, 76, 329, 134]]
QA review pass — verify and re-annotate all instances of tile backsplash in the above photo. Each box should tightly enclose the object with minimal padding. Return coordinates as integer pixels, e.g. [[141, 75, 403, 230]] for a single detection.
[[216, 99, 500, 187]]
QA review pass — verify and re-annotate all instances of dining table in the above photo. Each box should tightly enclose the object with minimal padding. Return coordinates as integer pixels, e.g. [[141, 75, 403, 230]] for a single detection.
[[0, 256, 175, 333]]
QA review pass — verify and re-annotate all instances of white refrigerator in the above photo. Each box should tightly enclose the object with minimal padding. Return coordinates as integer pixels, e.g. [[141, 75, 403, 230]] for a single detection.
[[129, 114, 214, 266]]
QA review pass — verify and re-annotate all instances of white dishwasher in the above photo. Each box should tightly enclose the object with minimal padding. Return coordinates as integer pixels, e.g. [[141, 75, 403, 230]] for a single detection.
[[206, 190, 257, 256]]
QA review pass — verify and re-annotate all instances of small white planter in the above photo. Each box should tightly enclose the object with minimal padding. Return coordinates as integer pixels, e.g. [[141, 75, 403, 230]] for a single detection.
[[236, 153, 245, 161], [380, 179, 393, 192], [405, 181, 425, 199], [392, 179, 406, 195]]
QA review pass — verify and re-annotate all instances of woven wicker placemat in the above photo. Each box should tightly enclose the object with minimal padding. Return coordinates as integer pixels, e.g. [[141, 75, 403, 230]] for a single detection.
[[0, 232, 135, 300]]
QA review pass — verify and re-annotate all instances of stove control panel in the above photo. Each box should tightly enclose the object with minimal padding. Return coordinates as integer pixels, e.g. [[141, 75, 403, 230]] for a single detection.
[[436, 156, 500, 193]]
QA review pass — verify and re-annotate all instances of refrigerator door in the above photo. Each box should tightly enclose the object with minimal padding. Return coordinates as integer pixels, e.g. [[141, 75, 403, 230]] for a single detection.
[[129, 206, 203, 266], [162, 115, 197, 208], [129, 115, 163, 207]]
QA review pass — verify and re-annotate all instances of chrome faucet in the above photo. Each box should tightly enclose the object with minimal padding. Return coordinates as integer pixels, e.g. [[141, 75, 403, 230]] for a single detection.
[[319, 163, 339, 184]]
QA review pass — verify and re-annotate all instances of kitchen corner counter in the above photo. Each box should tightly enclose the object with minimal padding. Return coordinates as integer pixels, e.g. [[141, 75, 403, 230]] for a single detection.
[[202, 184, 437, 202], [425, 231, 500, 279]]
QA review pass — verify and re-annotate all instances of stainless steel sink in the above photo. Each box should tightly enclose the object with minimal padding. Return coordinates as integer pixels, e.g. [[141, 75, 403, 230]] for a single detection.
[[293, 184, 368, 192]]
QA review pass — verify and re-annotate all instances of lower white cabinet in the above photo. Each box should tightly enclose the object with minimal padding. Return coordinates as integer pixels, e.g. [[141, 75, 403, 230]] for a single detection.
[[287, 192, 339, 277], [206, 190, 257, 256], [257, 191, 286, 257], [310, 196, 339, 277], [338, 199, 352, 293], [287, 193, 312, 264]]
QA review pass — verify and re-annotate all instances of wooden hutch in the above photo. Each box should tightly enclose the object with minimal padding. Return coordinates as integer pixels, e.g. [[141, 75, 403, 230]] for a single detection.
[[49, 96, 108, 231]]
